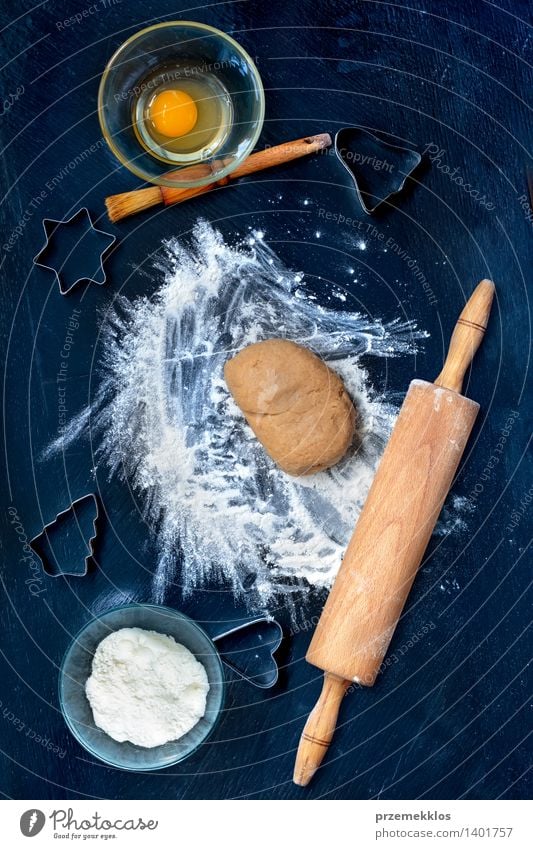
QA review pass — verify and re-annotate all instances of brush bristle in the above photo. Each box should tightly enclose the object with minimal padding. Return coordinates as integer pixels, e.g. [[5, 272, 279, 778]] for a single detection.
[[105, 186, 163, 223]]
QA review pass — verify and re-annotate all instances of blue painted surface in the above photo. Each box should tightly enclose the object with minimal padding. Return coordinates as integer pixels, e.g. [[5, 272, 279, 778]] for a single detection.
[[0, 0, 531, 799]]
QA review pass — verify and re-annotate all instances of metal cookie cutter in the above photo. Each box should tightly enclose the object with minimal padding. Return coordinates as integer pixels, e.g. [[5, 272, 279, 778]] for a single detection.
[[335, 127, 422, 214], [29, 493, 100, 577], [211, 617, 283, 688], [33, 208, 116, 295]]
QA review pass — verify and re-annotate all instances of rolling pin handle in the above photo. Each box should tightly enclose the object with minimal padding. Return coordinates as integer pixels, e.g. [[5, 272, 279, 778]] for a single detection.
[[293, 673, 350, 787], [435, 279, 495, 393]]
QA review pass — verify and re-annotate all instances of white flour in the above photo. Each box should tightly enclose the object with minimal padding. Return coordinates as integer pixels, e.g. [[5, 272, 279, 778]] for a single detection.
[[85, 627, 209, 747], [48, 221, 427, 613]]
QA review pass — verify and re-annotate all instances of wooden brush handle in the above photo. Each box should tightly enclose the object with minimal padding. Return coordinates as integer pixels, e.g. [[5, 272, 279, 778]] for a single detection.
[[435, 279, 495, 393], [105, 134, 332, 221], [160, 133, 332, 206], [227, 133, 332, 178], [293, 674, 350, 787]]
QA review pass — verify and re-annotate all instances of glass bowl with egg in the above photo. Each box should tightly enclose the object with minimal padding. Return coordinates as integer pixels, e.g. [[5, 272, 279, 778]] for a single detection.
[[98, 21, 265, 188], [59, 604, 225, 770]]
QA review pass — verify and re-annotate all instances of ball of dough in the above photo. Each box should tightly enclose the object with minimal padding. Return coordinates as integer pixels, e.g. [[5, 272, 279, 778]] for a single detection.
[[224, 339, 356, 476]]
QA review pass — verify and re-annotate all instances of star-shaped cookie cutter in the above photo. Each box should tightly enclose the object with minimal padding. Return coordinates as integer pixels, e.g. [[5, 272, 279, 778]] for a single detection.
[[33, 208, 116, 295]]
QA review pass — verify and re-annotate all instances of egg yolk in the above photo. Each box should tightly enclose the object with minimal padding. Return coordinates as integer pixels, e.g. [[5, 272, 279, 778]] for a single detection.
[[149, 89, 198, 138]]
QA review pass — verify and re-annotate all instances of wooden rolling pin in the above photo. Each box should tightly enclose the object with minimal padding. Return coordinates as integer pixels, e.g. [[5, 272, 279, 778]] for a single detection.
[[294, 279, 495, 787], [105, 133, 332, 222]]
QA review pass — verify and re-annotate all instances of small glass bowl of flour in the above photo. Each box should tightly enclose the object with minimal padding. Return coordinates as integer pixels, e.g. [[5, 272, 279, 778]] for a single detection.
[[59, 604, 225, 770]]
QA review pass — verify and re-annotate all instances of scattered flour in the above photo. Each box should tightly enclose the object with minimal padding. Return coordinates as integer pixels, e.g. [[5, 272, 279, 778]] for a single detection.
[[47, 221, 428, 613], [85, 627, 209, 747], [434, 494, 476, 537]]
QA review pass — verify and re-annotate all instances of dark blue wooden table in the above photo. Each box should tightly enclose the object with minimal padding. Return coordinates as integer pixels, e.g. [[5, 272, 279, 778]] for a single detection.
[[1, 0, 531, 800]]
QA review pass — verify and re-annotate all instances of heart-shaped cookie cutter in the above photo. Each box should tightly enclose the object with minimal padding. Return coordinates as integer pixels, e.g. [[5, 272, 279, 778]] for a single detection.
[[335, 127, 422, 214], [211, 616, 283, 689]]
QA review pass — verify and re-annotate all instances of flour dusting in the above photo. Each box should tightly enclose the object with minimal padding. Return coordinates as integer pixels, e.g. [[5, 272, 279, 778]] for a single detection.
[[48, 221, 428, 612]]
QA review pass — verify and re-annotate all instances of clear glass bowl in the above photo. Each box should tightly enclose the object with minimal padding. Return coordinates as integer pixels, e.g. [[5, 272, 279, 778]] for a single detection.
[[98, 21, 265, 188], [59, 604, 225, 771]]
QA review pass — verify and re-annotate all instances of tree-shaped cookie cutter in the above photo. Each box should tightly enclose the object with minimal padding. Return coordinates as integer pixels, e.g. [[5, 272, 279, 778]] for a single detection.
[[29, 493, 99, 578]]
